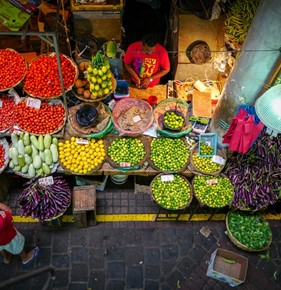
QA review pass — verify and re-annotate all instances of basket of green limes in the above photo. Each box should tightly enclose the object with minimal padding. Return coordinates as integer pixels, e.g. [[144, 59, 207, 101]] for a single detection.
[[150, 173, 193, 210]]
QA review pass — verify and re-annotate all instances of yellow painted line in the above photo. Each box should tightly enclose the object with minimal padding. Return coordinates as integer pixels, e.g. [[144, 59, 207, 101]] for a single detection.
[[12, 212, 281, 223]]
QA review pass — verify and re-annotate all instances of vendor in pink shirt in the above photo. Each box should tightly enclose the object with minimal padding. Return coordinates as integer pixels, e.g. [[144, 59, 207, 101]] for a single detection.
[[123, 33, 170, 89]]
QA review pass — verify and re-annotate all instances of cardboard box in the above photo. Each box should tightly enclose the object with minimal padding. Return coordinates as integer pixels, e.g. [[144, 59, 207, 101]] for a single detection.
[[206, 248, 248, 287], [0, 0, 31, 31]]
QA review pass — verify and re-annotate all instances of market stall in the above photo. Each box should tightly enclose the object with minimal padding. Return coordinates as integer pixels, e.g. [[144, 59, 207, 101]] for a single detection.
[[0, 0, 280, 254]]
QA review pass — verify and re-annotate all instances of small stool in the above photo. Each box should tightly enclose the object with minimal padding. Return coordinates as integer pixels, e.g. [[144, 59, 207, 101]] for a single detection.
[[73, 185, 97, 228]]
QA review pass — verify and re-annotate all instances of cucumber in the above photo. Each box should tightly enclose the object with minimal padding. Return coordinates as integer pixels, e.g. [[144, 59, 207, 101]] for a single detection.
[[42, 163, 51, 175], [28, 164, 36, 178], [17, 140, 25, 156], [24, 154, 33, 165], [38, 135, 44, 151], [33, 155, 42, 169], [52, 137, 58, 146], [21, 164, 29, 174], [31, 145, 39, 159], [30, 135, 39, 150], [39, 150, 45, 162], [14, 165, 22, 172], [18, 155, 25, 167], [24, 145, 32, 155], [44, 149, 53, 166], [9, 160, 15, 169], [11, 133, 19, 147], [9, 147, 19, 166], [23, 132, 30, 146], [44, 134, 52, 149], [50, 144, 58, 163]]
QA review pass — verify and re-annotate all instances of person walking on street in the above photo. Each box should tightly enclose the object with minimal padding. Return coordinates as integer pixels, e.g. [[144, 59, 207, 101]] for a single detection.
[[0, 202, 40, 266], [123, 33, 170, 89]]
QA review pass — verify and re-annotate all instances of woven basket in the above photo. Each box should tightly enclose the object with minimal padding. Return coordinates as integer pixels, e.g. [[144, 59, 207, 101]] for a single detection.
[[226, 211, 272, 252], [0, 95, 17, 133], [14, 163, 59, 179], [0, 48, 28, 92], [73, 75, 117, 102], [15, 98, 66, 136], [0, 138, 9, 174], [105, 134, 150, 169], [192, 173, 234, 208], [58, 137, 106, 175], [150, 173, 193, 210], [23, 53, 79, 99], [153, 98, 192, 137], [112, 98, 154, 136], [68, 102, 112, 137], [148, 137, 190, 173], [188, 143, 226, 176]]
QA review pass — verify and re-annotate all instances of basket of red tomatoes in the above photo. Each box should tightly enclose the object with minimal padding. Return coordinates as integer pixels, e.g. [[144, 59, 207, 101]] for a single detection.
[[0, 95, 17, 133], [23, 53, 78, 99], [15, 97, 66, 135], [0, 49, 28, 92], [0, 138, 9, 174]]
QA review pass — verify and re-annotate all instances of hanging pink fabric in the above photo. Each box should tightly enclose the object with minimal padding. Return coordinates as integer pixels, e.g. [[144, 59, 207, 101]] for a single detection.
[[223, 108, 264, 154]]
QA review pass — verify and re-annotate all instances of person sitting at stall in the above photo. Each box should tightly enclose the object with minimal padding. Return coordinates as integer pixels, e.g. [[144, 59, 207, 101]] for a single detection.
[[123, 33, 170, 89]]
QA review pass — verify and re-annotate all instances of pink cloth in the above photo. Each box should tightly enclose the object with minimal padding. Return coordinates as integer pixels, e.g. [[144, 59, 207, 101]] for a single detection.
[[123, 41, 170, 87], [223, 108, 264, 154]]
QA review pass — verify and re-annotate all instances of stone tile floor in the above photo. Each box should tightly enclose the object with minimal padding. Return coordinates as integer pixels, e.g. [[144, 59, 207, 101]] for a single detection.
[[0, 176, 281, 290]]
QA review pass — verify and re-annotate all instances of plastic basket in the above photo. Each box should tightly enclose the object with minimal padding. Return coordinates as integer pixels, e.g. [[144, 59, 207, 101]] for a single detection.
[[199, 133, 217, 157], [112, 97, 154, 136]]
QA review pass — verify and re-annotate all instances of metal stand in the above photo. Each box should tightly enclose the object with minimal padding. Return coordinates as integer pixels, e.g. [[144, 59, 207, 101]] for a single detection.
[[188, 203, 222, 221], [154, 206, 189, 222], [0, 31, 68, 120], [0, 266, 55, 290]]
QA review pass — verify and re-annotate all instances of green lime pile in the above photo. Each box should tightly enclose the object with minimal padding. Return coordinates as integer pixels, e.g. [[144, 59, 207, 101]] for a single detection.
[[150, 138, 190, 172], [228, 211, 272, 250], [152, 174, 191, 210], [199, 142, 214, 155], [163, 111, 185, 130], [192, 153, 222, 173], [108, 138, 145, 166], [193, 175, 233, 208]]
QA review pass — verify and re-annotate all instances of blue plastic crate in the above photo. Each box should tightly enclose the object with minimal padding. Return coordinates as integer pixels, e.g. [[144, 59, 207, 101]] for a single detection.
[[198, 133, 218, 157]]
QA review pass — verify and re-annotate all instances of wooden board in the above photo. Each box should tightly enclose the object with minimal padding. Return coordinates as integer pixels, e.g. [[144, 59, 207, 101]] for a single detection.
[[192, 90, 212, 118], [129, 85, 167, 102]]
